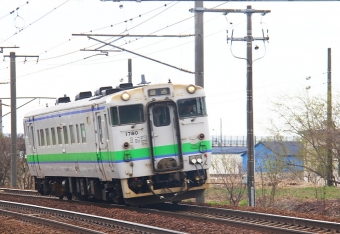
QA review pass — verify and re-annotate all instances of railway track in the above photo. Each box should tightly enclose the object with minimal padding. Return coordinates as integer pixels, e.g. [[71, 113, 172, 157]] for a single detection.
[[2, 188, 340, 233], [0, 199, 184, 234]]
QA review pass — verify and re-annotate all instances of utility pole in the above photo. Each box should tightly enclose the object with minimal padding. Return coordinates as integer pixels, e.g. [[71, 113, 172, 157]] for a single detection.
[[327, 48, 333, 186], [195, 1, 204, 88], [4, 52, 39, 188], [191, 5, 270, 207], [128, 59, 132, 83], [0, 99, 2, 134]]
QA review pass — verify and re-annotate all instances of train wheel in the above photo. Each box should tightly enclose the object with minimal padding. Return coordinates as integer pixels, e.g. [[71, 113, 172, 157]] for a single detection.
[[58, 196, 64, 200]]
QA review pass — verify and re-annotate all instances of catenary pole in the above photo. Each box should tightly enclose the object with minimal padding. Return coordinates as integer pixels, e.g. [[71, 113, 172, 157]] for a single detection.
[[327, 48, 333, 186], [4, 53, 39, 188], [10, 52, 17, 188], [195, 1, 205, 203]]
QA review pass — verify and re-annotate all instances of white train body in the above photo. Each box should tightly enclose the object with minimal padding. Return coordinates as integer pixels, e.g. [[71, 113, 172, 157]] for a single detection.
[[23, 83, 211, 205]]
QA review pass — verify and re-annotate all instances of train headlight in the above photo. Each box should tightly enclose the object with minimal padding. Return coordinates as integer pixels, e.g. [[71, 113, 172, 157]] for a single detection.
[[123, 142, 129, 149], [121, 92, 130, 101], [186, 84, 196, 94], [198, 133, 205, 140]]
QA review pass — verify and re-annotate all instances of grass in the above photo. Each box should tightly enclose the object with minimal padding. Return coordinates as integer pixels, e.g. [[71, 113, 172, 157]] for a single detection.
[[203, 185, 340, 206]]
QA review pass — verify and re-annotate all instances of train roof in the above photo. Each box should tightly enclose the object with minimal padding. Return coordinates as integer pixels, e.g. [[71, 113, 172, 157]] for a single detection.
[[23, 83, 204, 119]]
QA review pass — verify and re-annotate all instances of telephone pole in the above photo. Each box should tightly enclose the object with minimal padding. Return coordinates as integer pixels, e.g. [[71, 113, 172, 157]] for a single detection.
[[327, 48, 333, 186], [4, 52, 39, 188], [191, 5, 270, 207]]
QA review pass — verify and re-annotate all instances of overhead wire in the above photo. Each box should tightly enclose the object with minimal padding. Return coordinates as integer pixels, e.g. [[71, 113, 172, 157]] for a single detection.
[[0, 1, 31, 21], [8, 1, 237, 79], [0, 0, 71, 45]]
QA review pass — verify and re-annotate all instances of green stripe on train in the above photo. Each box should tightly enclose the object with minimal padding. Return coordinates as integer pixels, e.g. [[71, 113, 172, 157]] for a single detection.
[[26, 140, 211, 163]]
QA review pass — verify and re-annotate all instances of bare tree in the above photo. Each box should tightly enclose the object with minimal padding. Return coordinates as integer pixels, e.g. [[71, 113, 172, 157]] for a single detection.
[[268, 93, 340, 186], [211, 154, 247, 205]]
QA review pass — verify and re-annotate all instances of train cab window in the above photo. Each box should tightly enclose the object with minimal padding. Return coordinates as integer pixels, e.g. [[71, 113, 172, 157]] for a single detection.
[[40, 129, 45, 146], [69, 125, 75, 144], [110, 104, 144, 126], [152, 106, 170, 127], [57, 127, 63, 145], [63, 126, 69, 144], [80, 123, 86, 143], [76, 124, 80, 144], [178, 97, 207, 118], [51, 127, 57, 145], [45, 128, 51, 146]]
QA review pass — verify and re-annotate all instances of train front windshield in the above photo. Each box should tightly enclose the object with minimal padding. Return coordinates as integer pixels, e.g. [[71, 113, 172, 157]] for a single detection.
[[177, 97, 207, 118], [110, 104, 144, 125]]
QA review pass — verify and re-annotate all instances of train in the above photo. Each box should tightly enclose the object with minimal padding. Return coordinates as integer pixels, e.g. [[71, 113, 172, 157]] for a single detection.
[[23, 81, 211, 205]]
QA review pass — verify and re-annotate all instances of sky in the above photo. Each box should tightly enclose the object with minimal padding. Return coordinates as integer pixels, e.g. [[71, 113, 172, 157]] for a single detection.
[[0, 0, 339, 137]]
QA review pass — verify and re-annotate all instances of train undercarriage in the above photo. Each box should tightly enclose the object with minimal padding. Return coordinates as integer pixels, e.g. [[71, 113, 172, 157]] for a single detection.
[[35, 170, 209, 205]]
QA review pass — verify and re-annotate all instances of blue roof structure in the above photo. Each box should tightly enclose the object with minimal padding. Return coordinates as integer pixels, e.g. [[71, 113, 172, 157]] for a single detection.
[[241, 141, 303, 172], [212, 146, 247, 154]]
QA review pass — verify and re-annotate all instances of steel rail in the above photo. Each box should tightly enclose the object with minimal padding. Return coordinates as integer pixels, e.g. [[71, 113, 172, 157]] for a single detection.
[[144, 203, 340, 234], [2, 188, 339, 233], [0, 209, 105, 234], [0, 200, 185, 234]]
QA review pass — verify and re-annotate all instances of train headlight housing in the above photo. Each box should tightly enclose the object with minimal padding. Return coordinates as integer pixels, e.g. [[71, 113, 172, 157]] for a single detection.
[[186, 84, 196, 94], [198, 133, 205, 140], [123, 142, 129, 149], [121, 92, 130, 101]]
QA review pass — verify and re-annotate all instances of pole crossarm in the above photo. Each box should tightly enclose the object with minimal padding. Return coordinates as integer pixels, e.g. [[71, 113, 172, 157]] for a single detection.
[[84, 36, 195, 74], [229, 36, 270, 42], [0, 47, 19, 53], [189, 8, 271, 14], [73, 33, 195, 38]]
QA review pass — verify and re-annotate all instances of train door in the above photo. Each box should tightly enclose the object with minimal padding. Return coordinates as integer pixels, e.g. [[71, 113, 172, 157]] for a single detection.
[[148, 101, 183, 172], [27, 122, 42, 177], [94, 111, 108, 180]]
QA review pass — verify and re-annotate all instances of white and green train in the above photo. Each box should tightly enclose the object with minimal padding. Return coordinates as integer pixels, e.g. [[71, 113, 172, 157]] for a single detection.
[[23, 82, 211, 205]]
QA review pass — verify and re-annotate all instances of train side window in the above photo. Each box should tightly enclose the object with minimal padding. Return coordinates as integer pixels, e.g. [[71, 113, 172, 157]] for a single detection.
[[30, 126, 35, 147], [104, 114, 109, 140], [51, 127, 57, 145], [26, 125, 31, 146], [37, 130, 41, 146], [40, 129, 45, 146], [80, 123, 86, 143], [76, 124, 80, 144], [45, 128, 50, 146], [97, 116, 103, 144], [63, 126, 69, 144], [57, 127, 63, 145], [69, 125, 75, 144]]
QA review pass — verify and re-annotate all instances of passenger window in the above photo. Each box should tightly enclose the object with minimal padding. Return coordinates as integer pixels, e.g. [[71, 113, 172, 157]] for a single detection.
[[76, 124, 80, 144], [40, 129, 45, 146], [51, 127, 57, 145], [80, 123, 86, 143], [57, 127, 63, 145], [97, 116, 103, 144], [37, 130, 41, 146], [30, 126, 35, 147], [153, 106, 170, 127], [45, 128, 50, 146], [69, 125, 75, 144], [63, 126, 69, 144]]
